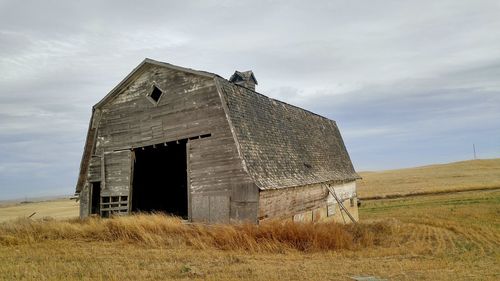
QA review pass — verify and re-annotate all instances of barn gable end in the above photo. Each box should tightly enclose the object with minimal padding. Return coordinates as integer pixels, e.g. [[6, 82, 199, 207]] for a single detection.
[[76, 59, 258, 223]]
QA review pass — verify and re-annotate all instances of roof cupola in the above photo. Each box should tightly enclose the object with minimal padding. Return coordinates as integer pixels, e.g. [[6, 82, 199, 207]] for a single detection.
[[229, 70, 258, 91]]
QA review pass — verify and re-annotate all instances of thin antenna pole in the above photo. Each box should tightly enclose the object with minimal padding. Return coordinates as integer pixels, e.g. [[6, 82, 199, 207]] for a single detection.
[[473, 144, 477, 160]]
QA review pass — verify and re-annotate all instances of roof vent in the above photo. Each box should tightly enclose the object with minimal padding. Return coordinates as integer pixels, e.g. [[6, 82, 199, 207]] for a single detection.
[[229, 71, 258, 91]]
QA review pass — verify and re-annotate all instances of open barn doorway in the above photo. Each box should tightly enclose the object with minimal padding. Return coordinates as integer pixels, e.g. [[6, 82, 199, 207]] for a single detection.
[[90, 182, 101, 215], [131, 140, 188, 218]]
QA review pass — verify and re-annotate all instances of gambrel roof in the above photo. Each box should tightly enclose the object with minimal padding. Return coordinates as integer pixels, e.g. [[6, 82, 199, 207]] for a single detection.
[[216, 78, 359, 190], [75, 59, 359, 194]]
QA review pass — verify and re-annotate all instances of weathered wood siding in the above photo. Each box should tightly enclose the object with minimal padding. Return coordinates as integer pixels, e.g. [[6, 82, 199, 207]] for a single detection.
[[81, 64, 257, 222], [259, 180, 358, 222], [102, 151, 132, 197], [87, 156, 101, 182], [189, 137, 258, 223], [79, 184, 90, 218]]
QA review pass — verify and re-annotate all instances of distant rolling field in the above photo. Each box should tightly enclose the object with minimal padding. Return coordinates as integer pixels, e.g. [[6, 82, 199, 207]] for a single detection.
[[0, 199, 78, 222], [357, 158, 500, 198]]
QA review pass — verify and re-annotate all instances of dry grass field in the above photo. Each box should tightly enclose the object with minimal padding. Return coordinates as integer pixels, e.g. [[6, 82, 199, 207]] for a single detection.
[[0, 190, 498, 280], [0, 159, 499, 280], [358, 158, 500, 198], [0, 199, 78, 223]]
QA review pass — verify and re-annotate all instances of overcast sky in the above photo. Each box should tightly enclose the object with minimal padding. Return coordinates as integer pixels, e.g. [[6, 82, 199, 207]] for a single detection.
[[1, 0, 499, 200]]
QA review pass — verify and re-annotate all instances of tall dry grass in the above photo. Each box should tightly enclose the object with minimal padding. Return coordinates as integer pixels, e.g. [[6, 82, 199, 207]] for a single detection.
[[1, 191, 498, 280], [0, 214, 391, 252]]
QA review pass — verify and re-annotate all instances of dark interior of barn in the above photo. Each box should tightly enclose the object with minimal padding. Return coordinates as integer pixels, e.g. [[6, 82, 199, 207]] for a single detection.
[[90, 182, 101, 215], [131, 140, 188, 218]]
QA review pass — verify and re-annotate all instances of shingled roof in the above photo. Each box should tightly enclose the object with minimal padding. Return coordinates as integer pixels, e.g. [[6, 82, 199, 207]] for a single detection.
[[216, 77, 360, 190]]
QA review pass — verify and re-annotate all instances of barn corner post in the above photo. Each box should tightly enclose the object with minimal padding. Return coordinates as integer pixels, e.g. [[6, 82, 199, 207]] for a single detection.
[[128, 149, 135, 215], [186, 140, 192, 222]]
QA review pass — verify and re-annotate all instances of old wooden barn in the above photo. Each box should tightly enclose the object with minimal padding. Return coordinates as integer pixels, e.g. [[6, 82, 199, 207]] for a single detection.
[[75, 59, 360, 223]]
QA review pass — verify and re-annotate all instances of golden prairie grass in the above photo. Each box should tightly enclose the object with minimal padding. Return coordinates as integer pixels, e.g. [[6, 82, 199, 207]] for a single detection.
[[0, 214, 389, 252], [358, 158, 500, 198], [0, 190, 498, 280]]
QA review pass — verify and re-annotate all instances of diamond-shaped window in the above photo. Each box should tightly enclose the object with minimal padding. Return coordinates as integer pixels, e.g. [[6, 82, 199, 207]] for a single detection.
[[148, 85, 163, 104]]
